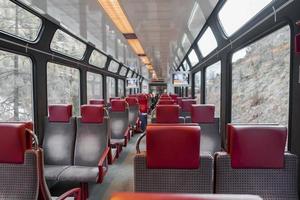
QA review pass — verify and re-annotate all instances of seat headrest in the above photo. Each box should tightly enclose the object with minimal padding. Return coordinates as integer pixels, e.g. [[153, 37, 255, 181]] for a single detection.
[[89, 99, 105, 105], [111, 100, 127, 112], [81, 105, 104, 123], [181, 99, 196, 112], [158, 100, 175, 105], [125, 97, 139, 106], [146, 125, 200, 169], [48, 104, 72, 122], [191, 104, 215, 123], [110, 97, 121, 103], [156, 105, 180, 123], [228, 124, 287, 168], [0, 123, 27, 164]]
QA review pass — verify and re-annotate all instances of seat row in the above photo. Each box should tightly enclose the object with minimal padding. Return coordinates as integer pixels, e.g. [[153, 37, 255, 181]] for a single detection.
[[134, 123, 298, 200]]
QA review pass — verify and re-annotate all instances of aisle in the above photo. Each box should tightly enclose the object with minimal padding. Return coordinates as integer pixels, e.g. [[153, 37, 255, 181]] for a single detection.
[[88, 133, 146, 200]]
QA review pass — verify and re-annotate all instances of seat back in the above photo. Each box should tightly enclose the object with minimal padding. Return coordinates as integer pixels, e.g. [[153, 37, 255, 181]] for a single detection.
[[109, 100, 129, 139], [215, 124, 298, 199], [181, 99, 196, 117], [125, 97, 140, 127], [157, 100, 175, 105], [0, 123, 39, 200], [134, 124, 214, 193], [137, 94, 148, 113], [43, 104, 76, 165], [74, 105, 109, 167], [89, 99, 105, 105], [155, 105, 182, 123], [185, 104, 221, 154]]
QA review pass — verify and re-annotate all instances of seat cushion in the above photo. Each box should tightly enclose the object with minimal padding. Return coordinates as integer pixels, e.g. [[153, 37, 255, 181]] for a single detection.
[[44, 165, 70, 181], [58, 166, 100, 183]]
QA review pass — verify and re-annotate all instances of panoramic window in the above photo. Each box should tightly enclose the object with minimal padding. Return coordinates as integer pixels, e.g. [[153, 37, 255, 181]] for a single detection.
[[0, 50, 33, 121], [205, 61, 221, 117], [87, 72, 103, 101], [118, 79, 125, 97], [142, 81, 149, 93], [231, 26, 290, 127], [181, 34, 191, 53], [195, 71, 201, 103], [50, 29, 87, 60], [106, 76, 115, 100], [188, 2, 206, 39], [218, 0, 272, 36], [188, 49, 199, 67], [127, 70, 132, 78], [197, 27, 218, 57], [47, 63, 80, 115], [0, 0, 42, 41], [89, 50, 107, 68], [108, 60, 120, 73], [177, 48, 184, 61], [119, 66, 128, 76], [183, 60, 190, 71]]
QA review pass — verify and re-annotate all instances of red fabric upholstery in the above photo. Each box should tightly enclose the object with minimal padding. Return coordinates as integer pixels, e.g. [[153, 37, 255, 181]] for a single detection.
[[146, 125, 200, 169], [156, 105, 180, 123], [170, 94, 178, 101], [48, 104, 72, 122], [111, 100, 127, 112], [158, 100, 175, 105], [228, 124, 287, 168], [182, 99, 196, 112], [148, 123, 198, 126], [191, 104, 215, 123], [125, 97, 139, 106], [137, 94, 148, 113], [160, 97, 172, 100], [81, 105, 104, 123], [89, 99, 105, 105], [177, 97, 183, 107], [0, 123, 26, 164], [110, 97, 121, 103], [160, 94, 169, 97]]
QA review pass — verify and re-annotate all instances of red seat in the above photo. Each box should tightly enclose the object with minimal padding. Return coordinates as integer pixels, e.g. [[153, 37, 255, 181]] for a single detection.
[[181, 99, 196, 117], [89, 99, 105, 105], [157, 100, 175, 105], [190, 104, 215, 123], [156, 105, 181, 123]]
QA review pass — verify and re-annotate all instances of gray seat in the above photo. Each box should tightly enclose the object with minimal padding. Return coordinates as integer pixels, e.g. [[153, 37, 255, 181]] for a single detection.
[[58, 105, 110, 184], [134, 124, 214, 193], [215, 124, 298, 200], [43, 104, 76, 181], [185, 104, 221, 154], [109, 99, 130, 147]]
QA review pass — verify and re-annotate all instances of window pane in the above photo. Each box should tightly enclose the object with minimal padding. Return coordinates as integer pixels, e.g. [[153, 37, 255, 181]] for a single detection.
[[0, 50, 33, 121], [119, 66, 128, 76], [183, 60, 190, 71], [47, 63, 80, 116], [0, 0, 42, 41], [50, 29, 87, 60], [188, 2, 206, 38], [108, 60, 119, 73], [87, 72, 103, 101], [177, 48, 184, 61], [231, 26, 290, 127], [118, 79, 124, 97], [182, 34, 191, 53], [142, 81, 149, 93], [205, 61, 221, 117], [197, 27, 218, 57], [127, 70, 132, 78], [106, 76, 115, 101], [218, 0, 272, 36], [195, 71, 201, 103], [188, 49, 199, 67], [89, 50, 107, 68]]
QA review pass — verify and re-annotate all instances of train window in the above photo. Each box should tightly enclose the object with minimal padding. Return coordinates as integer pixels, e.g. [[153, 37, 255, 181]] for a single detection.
[[218, 0, 272, 36], [118, 79, 125, 97], [188, 49, 199, 67], [108, 60, 120, 73], [87, 72, 103, 101], [50, 29, 87, 60], [205, 61, 221, 117], [181, 34, 191, 53], [183, 60, 190, 71], [89, 50, 107, 68], [0, 0, 42, 42], [142, 81, 149, 93], [127, 70, 133, 78], [188, 2, 206, 39], [0, 50, 33, 121], [194, 71, 201, 103], [177, 48, 184, 61], [119, 66, 128, 76], [197, 27, 218, 57], [106, 76, 116, 100], [231, 26, 290, 126], [47, 62, 80, 116]]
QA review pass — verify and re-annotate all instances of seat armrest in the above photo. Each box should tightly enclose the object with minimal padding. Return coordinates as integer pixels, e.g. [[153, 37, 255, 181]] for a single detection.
[[124, 127, 130, 146], [97, 147, 110, 183], [57, 188, 81, 200]]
